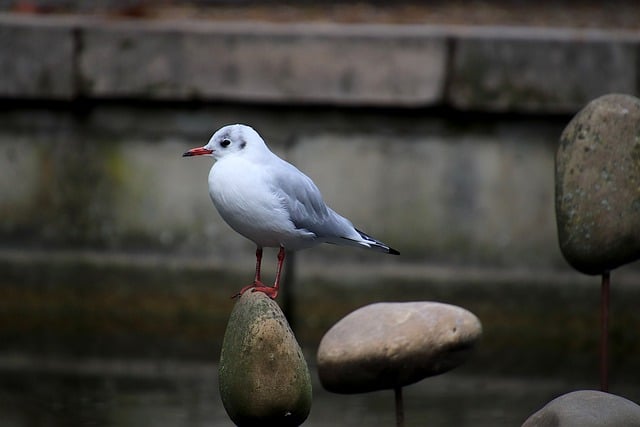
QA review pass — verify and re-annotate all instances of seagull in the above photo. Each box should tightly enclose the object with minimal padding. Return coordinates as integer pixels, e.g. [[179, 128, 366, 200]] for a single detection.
[[183, 124, 399, 299]]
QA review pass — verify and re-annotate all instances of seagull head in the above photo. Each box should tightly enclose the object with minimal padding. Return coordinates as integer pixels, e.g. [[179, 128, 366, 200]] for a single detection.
[[182, 124, 266, 160]]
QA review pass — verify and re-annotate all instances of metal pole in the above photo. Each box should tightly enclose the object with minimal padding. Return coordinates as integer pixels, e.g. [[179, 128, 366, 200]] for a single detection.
[[281, 250, 296, 330], [394, 386, 404, 427], [600, 270, 610, 392]]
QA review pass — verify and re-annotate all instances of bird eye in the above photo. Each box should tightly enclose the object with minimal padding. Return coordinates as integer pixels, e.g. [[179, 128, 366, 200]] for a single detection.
[[221, 139, 231, 148]]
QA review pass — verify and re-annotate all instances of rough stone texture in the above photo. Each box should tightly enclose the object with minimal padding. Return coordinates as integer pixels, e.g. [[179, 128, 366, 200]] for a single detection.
[[449, 35, 637, 113], [0, 15, 75, 98], [80, 20, 447, 105], [317, 301, 482, 394], [556, 93, 640, 275], [522, 390, 640, 427], [219, 291, 312, 426]]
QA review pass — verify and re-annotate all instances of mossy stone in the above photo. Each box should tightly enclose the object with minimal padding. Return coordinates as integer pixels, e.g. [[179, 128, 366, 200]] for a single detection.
[[219, 291, 311, 426], [556, 93, 640, 275]]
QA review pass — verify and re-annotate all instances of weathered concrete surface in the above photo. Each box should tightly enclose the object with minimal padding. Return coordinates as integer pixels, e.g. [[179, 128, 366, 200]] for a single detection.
[[522, 390, 640, 427], [80, 20, 448, 105], [1, 14, 639, 111], [317, 302, 481, 393], [0, 15, 75, 98], [556, 94, 640, 274], [1, 15, 639, 283], [219, 291, 311, 426], [290, 127, 558, 264], [450, 35, 638, 113], [0, 107, 563, 268]]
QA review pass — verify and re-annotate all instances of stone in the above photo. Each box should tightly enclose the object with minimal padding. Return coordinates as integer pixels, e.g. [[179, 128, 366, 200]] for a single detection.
[[522, 390, 640, 427], [449, 34, 636, 113], [317, 301, 482, 394], [79, 20, 447, 105], [218, 291, 312, 427], [555, 93, 640, 275], [0, 15, 75, 99]]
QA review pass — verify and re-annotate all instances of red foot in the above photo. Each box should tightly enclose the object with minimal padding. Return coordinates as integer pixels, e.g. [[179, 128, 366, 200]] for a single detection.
[[232, 281, 278, 299]]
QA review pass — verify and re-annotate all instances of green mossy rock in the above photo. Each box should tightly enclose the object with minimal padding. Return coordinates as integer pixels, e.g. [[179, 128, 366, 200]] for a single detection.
[[219, 291, 312, 426], [556, 93, 640, 275]]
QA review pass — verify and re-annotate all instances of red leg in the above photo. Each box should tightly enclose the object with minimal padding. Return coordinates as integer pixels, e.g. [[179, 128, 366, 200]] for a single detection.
[[233, 246, 284, 300], [249, 247, 285, 299], [233, 247, 264, 298], [273, 246, 286, 292]]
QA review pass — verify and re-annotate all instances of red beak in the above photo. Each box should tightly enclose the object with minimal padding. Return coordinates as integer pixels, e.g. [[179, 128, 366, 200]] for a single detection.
[[182, 147, 214, 157]]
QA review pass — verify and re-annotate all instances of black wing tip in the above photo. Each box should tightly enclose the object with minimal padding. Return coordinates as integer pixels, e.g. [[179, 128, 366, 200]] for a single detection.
[[354, 228, 400, 255]]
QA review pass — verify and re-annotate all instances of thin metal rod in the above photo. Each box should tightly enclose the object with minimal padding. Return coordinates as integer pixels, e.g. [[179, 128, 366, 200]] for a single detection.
[[394, 387, 404, 427], [281, 250, 295, 330], [600, 270, 610, 392]]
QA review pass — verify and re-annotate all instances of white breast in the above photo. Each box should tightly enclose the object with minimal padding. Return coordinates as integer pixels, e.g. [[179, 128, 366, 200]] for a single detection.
[[208, 156, 315, 248]]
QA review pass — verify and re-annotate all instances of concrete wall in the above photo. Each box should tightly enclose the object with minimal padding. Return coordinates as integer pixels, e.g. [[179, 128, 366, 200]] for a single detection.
[[1, 14, 639, 277], [2, 14, 638, 109]]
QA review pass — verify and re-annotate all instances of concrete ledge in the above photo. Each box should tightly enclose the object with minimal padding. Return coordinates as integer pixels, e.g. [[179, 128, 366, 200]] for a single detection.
[[1, 13, 639, 111], [80, 20, 448, 105], [450, 36, 638, 113], [0, 15, 75, 99]]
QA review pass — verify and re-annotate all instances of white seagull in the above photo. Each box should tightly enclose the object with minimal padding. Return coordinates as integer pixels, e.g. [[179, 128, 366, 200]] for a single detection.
[[183, 124, 399, 299]]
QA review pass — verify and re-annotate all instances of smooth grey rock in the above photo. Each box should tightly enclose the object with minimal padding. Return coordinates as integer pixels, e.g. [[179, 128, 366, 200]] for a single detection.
[[522, 390, 640, 427], [556, 93, 640, 274], [219, 291, 311, 427], [317, 301, 482, 394]]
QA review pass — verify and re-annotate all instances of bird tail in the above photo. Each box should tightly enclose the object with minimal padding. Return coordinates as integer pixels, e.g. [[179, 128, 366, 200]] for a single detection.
[[355, 228, 400, 255]]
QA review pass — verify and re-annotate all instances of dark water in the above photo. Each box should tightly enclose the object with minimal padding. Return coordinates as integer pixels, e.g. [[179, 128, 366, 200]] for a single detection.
[[1, 357, 636, 427], [2, 260, 640, 426]]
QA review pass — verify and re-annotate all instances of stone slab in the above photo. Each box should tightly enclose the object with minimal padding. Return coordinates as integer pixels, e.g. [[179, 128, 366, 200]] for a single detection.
[[0, 14, 638, 111], [449, 34, 638, 113], [79, 20, 448, 105], [0, 15, 75, 98], [0, 107, 565, 267]]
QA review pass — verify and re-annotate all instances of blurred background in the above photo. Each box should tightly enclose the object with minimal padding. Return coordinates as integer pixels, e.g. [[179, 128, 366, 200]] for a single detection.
[[1, 1, 640, 426]]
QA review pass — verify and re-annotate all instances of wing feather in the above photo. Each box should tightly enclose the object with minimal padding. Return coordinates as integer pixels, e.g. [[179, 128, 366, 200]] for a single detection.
[[269, 158, 355, 239]]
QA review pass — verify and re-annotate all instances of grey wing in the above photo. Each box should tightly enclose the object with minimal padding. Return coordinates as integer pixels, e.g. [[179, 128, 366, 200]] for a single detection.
[[271, 161, 357, 240], [269, 158, 400, 254]]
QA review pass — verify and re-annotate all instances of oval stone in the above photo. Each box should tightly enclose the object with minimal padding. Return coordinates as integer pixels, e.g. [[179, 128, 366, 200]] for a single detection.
[[219, 291, 312, 426], [522, 390, 640, 427], [556, 93, 640, 275], [317, 301, 482, 394]]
